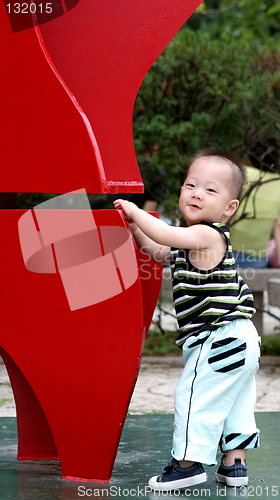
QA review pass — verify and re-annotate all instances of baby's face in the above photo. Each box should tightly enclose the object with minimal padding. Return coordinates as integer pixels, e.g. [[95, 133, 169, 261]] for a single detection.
[[179, 157, 237, 226]]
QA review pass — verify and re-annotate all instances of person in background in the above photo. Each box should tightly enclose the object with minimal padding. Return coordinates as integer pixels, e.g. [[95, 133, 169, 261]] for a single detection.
[[268, 211, 280, 267], [230, 144, 280, 268]]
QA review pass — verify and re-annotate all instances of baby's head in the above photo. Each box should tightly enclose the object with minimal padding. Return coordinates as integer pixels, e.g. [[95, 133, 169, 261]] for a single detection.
[[189, 147, 246, 201], [180, 148, 246, 225]]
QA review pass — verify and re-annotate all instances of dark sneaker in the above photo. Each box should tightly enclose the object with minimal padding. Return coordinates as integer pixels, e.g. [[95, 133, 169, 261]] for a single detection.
[[215, 457, 248, 487], [148, 458, 207, 491]]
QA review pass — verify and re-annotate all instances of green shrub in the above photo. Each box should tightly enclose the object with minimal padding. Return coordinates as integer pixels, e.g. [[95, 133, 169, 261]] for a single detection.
[[260, 334, 280, 356], [134, 29, 280, 223], [143, 329, 180, 356]]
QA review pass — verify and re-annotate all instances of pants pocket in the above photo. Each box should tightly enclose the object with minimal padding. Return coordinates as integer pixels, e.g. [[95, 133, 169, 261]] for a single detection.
[[208, 337, 247, 374]]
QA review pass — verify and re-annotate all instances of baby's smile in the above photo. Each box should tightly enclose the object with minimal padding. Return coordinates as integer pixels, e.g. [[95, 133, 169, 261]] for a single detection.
[[188, 203, 202, 210]]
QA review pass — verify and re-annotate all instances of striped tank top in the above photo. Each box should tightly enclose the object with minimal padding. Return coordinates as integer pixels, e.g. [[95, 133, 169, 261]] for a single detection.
[[170, 222, 256, 347]]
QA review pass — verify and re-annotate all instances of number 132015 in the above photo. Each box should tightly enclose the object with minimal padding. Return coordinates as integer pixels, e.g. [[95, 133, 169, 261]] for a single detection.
[[6, 3, 52, 14]]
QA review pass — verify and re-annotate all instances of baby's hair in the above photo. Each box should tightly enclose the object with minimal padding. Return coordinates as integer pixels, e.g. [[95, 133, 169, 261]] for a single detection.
[[189, 147, 246, 200]]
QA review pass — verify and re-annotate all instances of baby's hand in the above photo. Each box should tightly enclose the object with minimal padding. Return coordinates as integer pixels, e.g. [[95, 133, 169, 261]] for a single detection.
[[113, 199, 136, 222]]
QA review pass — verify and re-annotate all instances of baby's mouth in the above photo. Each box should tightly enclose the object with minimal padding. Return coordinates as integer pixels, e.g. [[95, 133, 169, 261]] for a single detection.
[[189, 203, 201, 209]]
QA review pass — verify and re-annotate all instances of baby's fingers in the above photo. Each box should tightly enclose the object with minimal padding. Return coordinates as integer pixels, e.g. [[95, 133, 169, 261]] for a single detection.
[[113, 199, 124, 210]]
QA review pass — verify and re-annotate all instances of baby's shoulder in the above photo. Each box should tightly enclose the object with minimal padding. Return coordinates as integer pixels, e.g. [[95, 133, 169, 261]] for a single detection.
[[196, 222, 228, 251]]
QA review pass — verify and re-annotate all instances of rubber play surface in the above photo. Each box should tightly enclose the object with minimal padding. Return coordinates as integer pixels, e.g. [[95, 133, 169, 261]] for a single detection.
[[0, 413, 279, 499]]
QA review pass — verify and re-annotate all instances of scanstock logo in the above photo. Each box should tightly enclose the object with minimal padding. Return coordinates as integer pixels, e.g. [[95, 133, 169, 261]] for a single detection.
[[3, 0, 79, 33], [18, 189, 138, 311]]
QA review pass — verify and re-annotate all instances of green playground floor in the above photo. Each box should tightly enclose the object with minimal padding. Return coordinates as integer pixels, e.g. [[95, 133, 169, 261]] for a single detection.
[[0, 413, 279, 500]]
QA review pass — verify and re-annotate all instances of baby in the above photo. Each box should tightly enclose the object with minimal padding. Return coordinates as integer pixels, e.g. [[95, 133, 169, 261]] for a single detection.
[[114, 148, 260, 491]]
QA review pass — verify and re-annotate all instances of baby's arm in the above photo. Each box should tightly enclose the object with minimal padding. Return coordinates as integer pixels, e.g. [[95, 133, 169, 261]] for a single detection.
[[113, 199, 170, 264], [129, 219, 170, 265], [113, 199, 221, 255]]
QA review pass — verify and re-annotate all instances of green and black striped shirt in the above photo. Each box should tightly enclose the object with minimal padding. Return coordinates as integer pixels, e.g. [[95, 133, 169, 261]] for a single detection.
[[170, 222, 256, 347]]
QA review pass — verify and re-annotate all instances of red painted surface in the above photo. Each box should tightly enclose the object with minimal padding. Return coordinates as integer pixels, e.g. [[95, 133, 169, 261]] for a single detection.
[[0, 0, 202, 193], [0, 209, 162, 480], [0, 5, 106, 193], [0, 346, 59, 460], [0, 0, 203, 481]]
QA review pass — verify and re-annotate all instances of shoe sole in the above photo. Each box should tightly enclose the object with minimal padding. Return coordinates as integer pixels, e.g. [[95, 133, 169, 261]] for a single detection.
[[215, 472, 248, 487], [148, 472, 207, 491]]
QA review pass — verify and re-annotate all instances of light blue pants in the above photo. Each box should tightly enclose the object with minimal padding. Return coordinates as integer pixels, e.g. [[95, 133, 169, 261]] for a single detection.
[[172, 319, 261, 465]]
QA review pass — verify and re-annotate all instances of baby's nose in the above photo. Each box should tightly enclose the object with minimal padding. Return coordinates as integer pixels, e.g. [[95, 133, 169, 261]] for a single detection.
[[192, 190, 203, 199]]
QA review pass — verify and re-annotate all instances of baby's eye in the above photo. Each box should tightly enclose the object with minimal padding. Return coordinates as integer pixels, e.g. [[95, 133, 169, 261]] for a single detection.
[[185, 183, 195, 188], [206, 188, 216, 193]]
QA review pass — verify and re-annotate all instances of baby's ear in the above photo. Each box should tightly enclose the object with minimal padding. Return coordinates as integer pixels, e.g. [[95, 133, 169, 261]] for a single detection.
[[225, 199, 239, 216]]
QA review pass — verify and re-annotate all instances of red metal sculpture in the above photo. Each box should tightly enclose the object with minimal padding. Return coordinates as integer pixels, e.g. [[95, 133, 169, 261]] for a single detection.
[[0, 0, 202, 481]]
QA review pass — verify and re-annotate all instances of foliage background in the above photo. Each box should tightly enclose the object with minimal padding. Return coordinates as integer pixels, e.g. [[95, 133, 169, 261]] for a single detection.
[[133, 0, 280, 223]]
